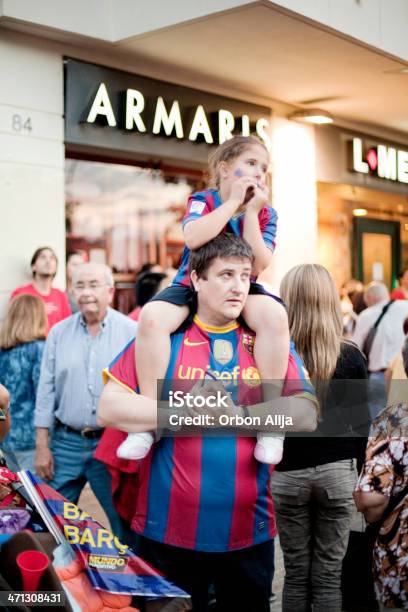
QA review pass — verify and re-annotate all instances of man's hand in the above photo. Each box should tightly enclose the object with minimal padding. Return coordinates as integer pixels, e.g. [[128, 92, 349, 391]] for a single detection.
[[35, 445, 54, 480], [187, 378, 237, 420]]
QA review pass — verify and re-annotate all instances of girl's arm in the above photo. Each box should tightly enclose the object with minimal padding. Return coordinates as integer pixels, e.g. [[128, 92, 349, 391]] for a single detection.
[[184, 177, 257, 250], [184, 197, 241, 250], [243, 209, 273, 276], [243, 185, 275, 276]]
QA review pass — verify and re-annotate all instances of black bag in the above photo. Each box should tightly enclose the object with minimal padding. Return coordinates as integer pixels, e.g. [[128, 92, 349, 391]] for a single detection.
[[342, 484, 408, 611], [362, 300, 394, 362]]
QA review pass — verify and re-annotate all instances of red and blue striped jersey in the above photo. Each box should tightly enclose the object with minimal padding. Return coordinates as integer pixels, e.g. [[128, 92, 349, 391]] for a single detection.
[[173, 189, 278, 287], [102, 316, 316, 552]]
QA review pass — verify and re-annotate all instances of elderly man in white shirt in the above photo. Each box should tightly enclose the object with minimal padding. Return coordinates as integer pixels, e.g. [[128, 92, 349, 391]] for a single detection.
[[353, 281, 408, 417]]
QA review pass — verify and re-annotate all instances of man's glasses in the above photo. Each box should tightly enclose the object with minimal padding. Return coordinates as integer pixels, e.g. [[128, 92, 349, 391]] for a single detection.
[[73, 282, 109, 291]]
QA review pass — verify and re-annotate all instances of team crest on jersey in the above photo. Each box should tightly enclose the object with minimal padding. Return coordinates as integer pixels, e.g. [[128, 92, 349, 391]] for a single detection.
[[190, 200, 206, 215], [242, 366, 261, 387], [242, 333, 255, 355], [213, 339, 233, 365]]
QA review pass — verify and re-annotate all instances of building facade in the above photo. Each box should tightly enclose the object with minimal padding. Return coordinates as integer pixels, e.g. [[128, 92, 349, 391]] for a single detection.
[[1, 0, 407, 313]]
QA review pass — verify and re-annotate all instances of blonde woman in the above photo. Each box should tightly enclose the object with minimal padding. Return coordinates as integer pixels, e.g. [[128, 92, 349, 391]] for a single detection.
[[0, 294, 46, 472], [272, 264, 369, 612]]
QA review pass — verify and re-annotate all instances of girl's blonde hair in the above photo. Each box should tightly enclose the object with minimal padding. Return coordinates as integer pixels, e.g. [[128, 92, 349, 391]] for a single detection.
[[0, 294, 47, 350], [208, 135, 269, 188], [280, 264, 342, 403]]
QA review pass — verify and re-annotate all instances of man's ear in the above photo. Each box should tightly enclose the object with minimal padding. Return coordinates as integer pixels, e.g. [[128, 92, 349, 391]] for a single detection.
[[108, 287, 115, 305], [191, 270, 200, 292]]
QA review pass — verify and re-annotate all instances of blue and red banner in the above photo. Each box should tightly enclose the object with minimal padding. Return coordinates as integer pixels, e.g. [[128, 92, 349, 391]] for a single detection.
[[21, 470, 189, 599]]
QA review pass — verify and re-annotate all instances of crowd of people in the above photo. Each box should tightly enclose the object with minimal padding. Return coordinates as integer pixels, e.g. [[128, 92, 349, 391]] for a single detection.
[[0, 135, 407, 612]]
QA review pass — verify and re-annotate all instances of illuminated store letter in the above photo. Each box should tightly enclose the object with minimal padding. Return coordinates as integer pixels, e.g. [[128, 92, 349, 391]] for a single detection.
[[188, 105, 214, 144], [398, 151, 408, 184], [218, 109, 235, 144], [256, 118, 271, 149], [377, 145, 397, 180], [241, 115, 250, 137], [352, 138, 369, 173], [86, 83, 116, 126], [125, 89, 146, 132], [152, 97, 183, 138]]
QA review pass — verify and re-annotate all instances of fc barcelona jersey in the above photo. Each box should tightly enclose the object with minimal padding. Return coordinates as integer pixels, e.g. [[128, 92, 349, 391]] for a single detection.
[[173, 189, 278, 287], [103, 316, 315, 552]]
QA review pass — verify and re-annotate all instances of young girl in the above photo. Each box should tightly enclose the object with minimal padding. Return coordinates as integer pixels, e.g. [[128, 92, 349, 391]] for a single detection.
[[117, 135, 290, 464]]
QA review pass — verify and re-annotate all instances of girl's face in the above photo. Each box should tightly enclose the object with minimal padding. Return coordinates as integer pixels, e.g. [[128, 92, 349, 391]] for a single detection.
[[219, 144, 269, 197]]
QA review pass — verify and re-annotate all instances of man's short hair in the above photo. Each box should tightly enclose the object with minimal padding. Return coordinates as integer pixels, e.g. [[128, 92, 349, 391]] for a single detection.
[[30, 246, 58, 267], [189, 234, 254, 279], [72, 263, 114, 287], [364, 281, 389, 304]]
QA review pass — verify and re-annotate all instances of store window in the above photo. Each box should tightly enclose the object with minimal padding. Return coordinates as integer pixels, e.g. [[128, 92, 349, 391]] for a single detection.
[[65, 157, 204, 312]]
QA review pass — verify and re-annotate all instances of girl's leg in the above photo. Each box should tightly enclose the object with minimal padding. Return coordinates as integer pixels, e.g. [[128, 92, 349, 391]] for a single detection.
[[117, 301, 189, 460], [243, 296, 290, 463], [136, 300, 189, 398], [242, 295, 290, 388]]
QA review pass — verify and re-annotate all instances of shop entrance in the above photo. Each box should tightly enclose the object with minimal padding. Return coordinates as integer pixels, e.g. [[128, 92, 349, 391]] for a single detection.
[[353, 218, 400, 289]]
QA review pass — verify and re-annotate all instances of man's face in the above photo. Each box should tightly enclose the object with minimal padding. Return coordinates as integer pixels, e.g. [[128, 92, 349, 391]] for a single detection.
[[192, 257, 251, 325], [32, 249, 57, 278], [73, 264, 114, 320]]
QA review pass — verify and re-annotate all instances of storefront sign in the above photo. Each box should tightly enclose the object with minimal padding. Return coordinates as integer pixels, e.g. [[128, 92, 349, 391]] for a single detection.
[[65, 59, 272, 160], [351, 137, 408, 184]]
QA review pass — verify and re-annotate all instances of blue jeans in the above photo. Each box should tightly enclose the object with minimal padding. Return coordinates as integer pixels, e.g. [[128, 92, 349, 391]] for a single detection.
[[49, 428, 124, 541]]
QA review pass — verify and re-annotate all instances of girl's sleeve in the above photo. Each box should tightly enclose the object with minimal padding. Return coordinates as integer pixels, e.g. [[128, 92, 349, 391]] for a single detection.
[[259, 207, 278, 251], [182, 192, 213, 228]]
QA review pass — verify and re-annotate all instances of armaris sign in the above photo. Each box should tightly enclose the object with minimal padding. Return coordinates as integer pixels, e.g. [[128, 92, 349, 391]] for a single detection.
[[351, 137, 408, 184], [65, 59, 272, 156], [86, 82, 271, 147]]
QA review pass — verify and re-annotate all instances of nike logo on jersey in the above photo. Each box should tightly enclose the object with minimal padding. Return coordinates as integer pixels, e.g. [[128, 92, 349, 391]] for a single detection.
[[184, 338, 208, 347]]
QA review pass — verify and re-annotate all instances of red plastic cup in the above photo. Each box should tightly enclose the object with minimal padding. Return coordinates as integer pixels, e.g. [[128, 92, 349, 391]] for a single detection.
[[16, 550, 49, 592]]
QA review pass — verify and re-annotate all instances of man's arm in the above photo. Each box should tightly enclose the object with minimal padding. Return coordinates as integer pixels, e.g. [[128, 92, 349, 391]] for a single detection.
[[353, 490, 388, 523], [352, 312, 370, 350], [244, 394, 318, 432], [97, 379, 160, 432], [34, 331, 57, 480]]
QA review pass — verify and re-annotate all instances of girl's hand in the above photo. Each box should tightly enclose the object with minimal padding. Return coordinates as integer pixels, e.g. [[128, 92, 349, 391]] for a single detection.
[[229, 176, 258, 208], [245, 183, 269, 213]]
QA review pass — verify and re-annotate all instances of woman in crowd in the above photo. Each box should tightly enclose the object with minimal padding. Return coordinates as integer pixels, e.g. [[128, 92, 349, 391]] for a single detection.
[[0, 294, 46, 471], [272, 264, 369, 612], [355, 335, 408, 611]]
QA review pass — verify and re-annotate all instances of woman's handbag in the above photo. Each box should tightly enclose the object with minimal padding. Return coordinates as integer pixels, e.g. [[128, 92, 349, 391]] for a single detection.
[[342, 484, 408, 611]]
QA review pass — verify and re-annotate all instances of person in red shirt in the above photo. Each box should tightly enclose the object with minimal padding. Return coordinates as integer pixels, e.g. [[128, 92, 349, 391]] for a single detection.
[[11, 247, 71, 332], [391, 268, 408, 300]]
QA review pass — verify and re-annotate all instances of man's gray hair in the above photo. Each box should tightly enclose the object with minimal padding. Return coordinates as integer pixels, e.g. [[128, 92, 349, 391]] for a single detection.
[[364, 281, 389, 304], [72, 263, 114, 287], [402, 336, 408, 378]]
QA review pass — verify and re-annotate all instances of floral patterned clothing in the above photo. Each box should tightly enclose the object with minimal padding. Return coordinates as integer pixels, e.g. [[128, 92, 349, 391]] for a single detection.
[[0, 341, 44, 452], [356, 402, 408, 609]]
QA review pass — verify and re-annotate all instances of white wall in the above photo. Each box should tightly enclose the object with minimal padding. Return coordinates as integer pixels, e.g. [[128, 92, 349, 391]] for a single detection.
[[271, 0, 408, 62], [259, 115, 318, 292], [0, 32, 65, 315]]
